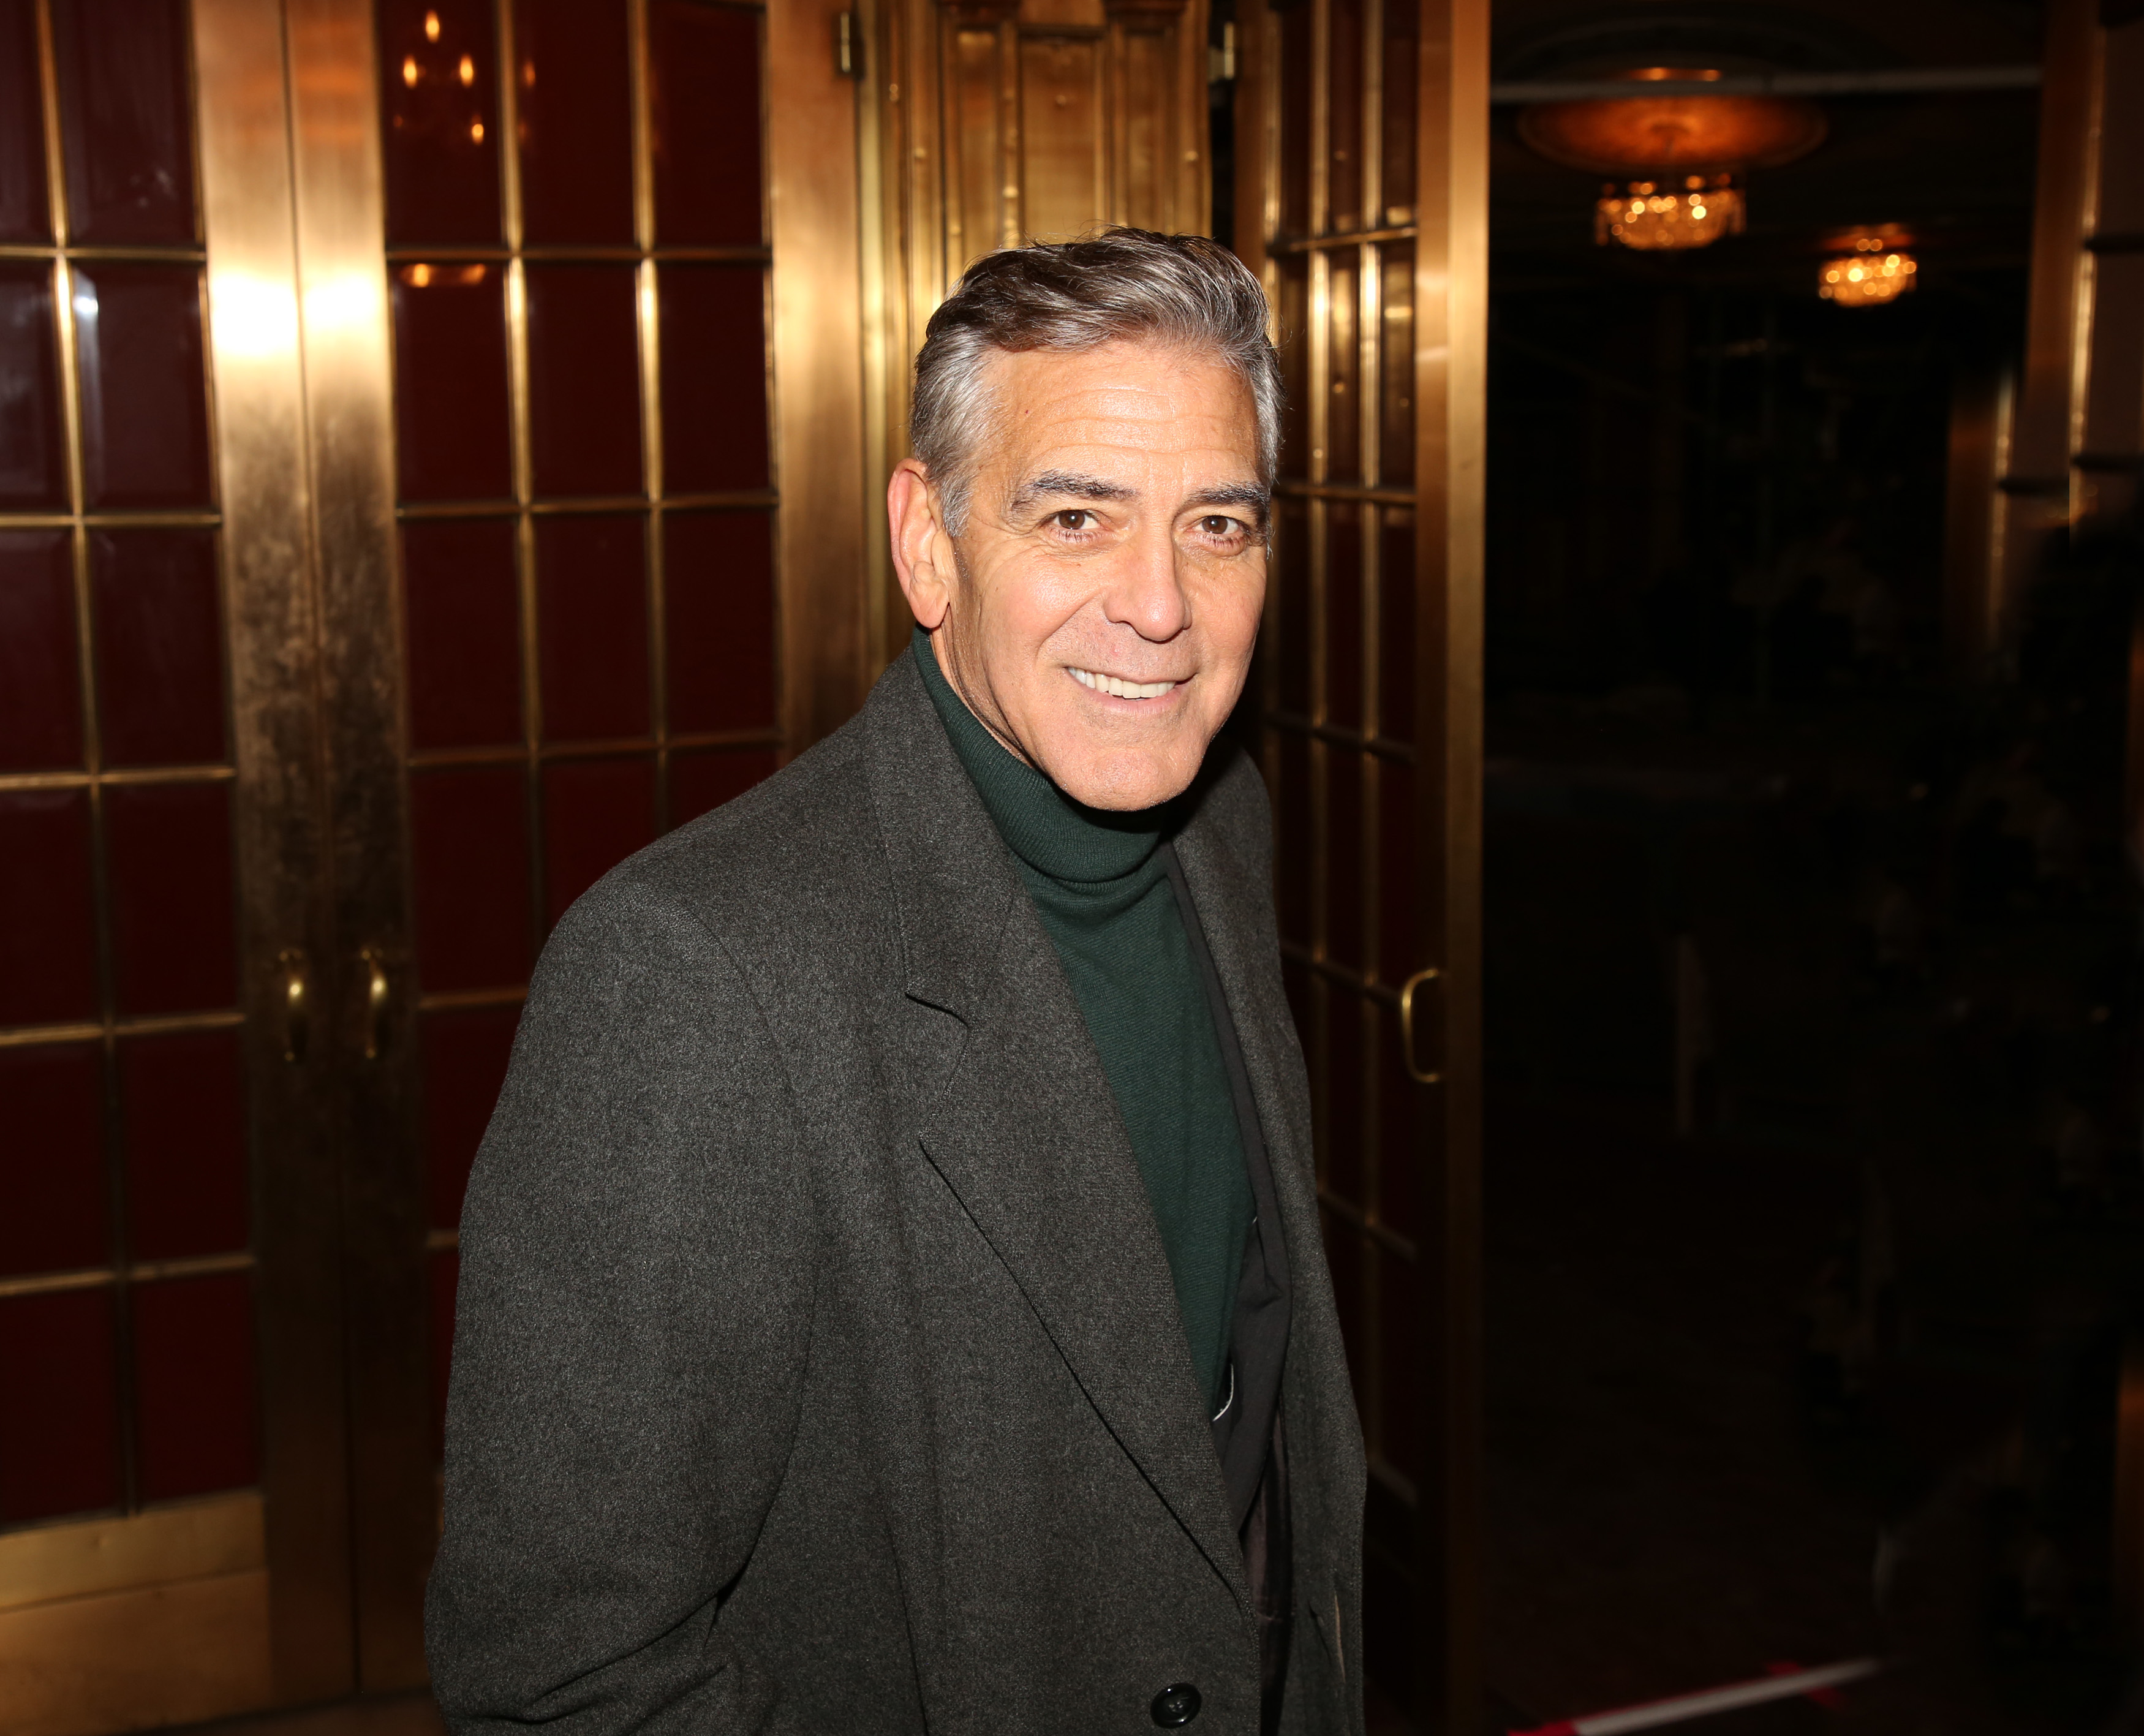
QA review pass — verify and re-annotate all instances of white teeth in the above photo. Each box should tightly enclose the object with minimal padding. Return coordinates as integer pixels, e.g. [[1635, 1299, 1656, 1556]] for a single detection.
[[1070, 666, 1176, 700]]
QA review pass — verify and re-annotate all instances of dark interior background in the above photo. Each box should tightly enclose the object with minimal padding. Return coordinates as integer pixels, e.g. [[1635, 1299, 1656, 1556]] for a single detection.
[[1470, 2, 2144, 1730]]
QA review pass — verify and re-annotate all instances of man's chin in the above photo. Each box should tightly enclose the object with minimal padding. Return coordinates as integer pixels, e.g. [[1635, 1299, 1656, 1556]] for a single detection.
[[1042, 745, 1204, 814]]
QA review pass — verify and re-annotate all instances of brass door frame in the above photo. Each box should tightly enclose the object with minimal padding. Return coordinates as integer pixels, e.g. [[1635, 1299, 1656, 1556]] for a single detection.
[[283, 0, 432, 1690], [1408, 9, 1487, 1724], [194, 0, 361, 1698], [1233, 0, 1487, 1724], [770, 0, 874, 740]]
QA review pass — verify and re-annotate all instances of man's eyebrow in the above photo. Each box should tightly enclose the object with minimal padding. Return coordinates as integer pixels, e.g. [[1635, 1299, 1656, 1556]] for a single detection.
[[1004, 469, 1136, 518], [1185, 483, 1271, 526]]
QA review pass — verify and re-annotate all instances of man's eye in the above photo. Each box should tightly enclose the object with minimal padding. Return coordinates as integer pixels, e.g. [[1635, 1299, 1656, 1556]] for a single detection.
[[1052, 510, 1093, 532], [1199, 515, 1239, 537]]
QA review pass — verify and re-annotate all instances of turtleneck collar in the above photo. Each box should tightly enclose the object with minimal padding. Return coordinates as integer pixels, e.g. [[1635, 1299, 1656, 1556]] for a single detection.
[[912, 627, 1176, 886]]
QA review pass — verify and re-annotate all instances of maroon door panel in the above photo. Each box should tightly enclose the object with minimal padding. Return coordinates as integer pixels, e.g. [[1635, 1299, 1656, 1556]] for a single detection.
[[524, 265, 644, 497], [122, 1030, 249, 1261], [390, 265, 513, 501], [0, 1046, 105, 1275], [408, 766, 534, 992], [377, 0, 502, 246], [91, 527, 227, 765], [649, 0, 764, 247], [659, 266, 770, 491], [72, 263, 215, 509], [132, 1272, 259, 1500], [49, 0, 198, 247], [513, 0, 635, 246], [0, 266, 66, 508], [0, 1291, 122, 1522], [535, 513, 649, 739], [0, 790, 98, 1025], [666, 508, 776, 732], [0, 0, 48, 244], [401, 518, 523, 749]]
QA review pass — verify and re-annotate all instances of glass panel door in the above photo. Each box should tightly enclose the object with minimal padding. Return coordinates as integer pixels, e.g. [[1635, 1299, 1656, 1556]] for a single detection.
[[0, 0, 352, 1721], [1234, 0, 1488, 1724], [299, 0, 792, 1685]]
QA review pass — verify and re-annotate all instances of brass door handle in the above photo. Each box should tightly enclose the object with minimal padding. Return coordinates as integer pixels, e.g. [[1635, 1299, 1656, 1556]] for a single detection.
[[1397, 965, 1443, 1085], [360, 946, 390, 1061], [279, 948, 309, 1064]]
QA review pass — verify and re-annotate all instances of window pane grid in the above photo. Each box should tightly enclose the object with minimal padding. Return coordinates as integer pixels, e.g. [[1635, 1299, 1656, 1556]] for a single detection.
[[375, 0, 778, 1466], [1255, 0, 1420, 1517], [384, 0, 777, 1002], [0, 0, 257, 1530]]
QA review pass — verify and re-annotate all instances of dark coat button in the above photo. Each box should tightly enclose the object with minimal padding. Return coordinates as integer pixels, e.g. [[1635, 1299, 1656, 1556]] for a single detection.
[[1150, 1682, 1202, 1727]]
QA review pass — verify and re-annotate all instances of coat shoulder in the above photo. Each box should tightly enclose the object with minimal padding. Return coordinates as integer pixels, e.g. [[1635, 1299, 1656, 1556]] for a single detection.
[[561, 712, 891, 979]]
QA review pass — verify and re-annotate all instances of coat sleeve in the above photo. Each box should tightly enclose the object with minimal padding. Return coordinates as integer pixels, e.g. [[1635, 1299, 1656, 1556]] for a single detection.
[[425, 870, 813, 1734]]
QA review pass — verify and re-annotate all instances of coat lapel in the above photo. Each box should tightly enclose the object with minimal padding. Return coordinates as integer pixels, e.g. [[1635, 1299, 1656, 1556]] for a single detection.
[[1172, 757, 1367, 1559], [863, 657, 1249, 1606], [1168, 764, 1318, 1297]]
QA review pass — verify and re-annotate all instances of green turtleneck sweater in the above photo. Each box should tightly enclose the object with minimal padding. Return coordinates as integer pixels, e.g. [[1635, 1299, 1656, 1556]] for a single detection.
[[915, 630, 1253, 1411]]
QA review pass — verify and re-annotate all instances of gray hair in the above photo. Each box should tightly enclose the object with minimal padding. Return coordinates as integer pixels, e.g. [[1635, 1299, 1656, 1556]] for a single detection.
[[909, 228, 1282, 535]]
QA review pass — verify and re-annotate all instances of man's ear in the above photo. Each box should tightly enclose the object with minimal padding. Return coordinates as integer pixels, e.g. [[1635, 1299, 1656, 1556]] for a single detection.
[[889, 459, 954, 630]]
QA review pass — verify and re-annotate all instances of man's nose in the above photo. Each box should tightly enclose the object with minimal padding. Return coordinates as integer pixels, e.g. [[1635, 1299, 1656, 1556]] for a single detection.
[[1103, 522, 1192, 642]]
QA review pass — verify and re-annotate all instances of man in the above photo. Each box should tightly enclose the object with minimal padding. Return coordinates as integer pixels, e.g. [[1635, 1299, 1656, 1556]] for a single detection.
[[427, 229, 1365, 1735]]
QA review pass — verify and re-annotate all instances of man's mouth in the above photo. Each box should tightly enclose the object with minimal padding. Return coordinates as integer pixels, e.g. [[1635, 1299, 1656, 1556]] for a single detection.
[[1068, 666, 1180, 701]]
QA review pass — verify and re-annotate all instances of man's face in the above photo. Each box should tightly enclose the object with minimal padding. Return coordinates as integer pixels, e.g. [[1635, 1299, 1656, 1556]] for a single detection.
[[890, 340, 1268, 812]]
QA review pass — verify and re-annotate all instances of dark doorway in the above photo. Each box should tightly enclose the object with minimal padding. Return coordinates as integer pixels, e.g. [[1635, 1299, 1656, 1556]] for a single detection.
[[1481, 6, 2144, 1731]]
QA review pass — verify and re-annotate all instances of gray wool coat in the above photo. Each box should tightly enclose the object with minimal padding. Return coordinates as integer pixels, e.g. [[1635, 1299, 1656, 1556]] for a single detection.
[[425, 652, 1367, 1736]]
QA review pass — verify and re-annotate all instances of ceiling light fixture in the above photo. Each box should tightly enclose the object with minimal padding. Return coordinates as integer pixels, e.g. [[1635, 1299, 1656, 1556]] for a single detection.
[[1596, 173, 1744, 249], [1519, 66, 1827, 251], [1818, 236, 1918, 306]]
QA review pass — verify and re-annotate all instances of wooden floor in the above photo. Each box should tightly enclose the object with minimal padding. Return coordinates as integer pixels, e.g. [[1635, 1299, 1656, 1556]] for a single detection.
[[159, 1693, 444, 1736]]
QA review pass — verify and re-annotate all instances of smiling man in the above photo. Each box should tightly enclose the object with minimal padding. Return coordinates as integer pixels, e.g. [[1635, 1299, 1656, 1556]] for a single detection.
[[427, 230, 1365, 1736]]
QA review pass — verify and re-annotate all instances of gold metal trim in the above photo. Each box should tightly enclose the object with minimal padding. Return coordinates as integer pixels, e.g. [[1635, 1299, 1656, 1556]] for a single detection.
[[1395, 964, 1442, 1085], [0, 243, 208, 263], [1268, 223, 1417, 252], [0, 763, 238, 793], [287, 0, 435, 1688], [417, 986, 526, 1014], [0, 1251, 257, 1304], [394, 490, 777, 519], [360, 946, 390, 1062], [194, 0, 362, 1696], [0, 1492, 264, 1612], [1315, 1186, 1417, 1261], [404, 727, 780, 771], [278, 949, 309, 1064], [769, 0, 867, 747], [384, 243, 774, 263], [0, 509, 224, 528], [1275, 480, 1416, 504], [0, 1009, 245, 1052], [0, 1569, 273, 1735]]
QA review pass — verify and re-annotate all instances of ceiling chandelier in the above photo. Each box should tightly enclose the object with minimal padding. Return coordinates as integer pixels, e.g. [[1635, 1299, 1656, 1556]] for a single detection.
[[1596, 173, 1743, 249], [1818, 235, 1919, 306], [1519, 67, 1827, 252]]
